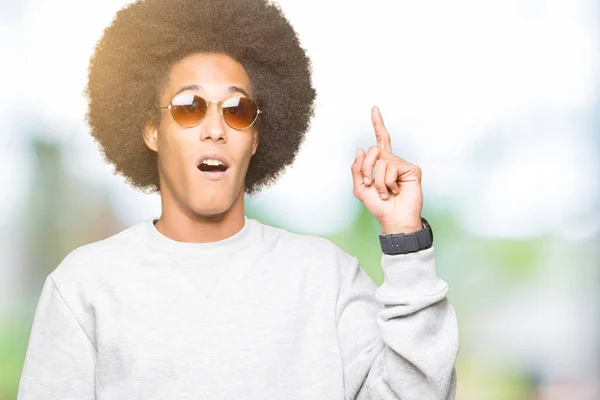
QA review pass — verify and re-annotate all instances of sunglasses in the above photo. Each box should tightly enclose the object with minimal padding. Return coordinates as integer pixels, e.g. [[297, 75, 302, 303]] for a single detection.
[[158, 93, 263, 130]]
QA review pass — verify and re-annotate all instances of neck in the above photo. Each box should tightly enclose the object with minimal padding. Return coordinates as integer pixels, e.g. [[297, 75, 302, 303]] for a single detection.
[[154, 184, 246, 244]]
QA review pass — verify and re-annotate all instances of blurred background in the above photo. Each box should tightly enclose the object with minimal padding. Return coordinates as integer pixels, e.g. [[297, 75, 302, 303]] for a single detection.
[[1, 0, 599, 399]]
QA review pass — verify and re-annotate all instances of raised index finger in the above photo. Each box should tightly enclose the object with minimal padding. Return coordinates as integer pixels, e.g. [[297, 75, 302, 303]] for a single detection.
[[371, 105, 392, 153]]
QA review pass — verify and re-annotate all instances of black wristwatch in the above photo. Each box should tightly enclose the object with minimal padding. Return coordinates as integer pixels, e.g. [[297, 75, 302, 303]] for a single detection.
[[379, 217, 433, 255]]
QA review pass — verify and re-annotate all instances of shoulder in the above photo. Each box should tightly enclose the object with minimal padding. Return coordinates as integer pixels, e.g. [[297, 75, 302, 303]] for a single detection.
[[40, 221, 145, 337], [256, 219, 355, 267], [49, 220, 144, 288]]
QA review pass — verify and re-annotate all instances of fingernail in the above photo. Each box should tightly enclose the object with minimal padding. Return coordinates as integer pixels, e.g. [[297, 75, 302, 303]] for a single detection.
[[363, 177, 370, 185], [380, 193, 388, 200], [356, 149, 360, 159]]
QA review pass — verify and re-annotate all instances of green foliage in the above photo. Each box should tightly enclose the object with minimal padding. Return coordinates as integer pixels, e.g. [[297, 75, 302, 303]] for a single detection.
[[0, 317, 31, 400]]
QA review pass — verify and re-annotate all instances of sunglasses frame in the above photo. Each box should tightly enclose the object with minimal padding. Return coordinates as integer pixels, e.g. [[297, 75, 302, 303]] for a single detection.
[[158, 95, 263, 130]]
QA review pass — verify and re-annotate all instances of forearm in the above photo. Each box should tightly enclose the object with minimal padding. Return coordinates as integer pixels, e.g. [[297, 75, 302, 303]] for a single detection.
[[369, 247, 458, 399]]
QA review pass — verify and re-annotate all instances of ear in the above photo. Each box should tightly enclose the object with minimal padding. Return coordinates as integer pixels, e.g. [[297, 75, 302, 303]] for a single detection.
[[251, 126, 259, 156], [143, 120, 159, 153]]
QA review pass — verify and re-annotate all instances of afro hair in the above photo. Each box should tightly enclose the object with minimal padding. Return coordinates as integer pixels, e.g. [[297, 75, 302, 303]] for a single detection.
[[84, 0, 316, 196]]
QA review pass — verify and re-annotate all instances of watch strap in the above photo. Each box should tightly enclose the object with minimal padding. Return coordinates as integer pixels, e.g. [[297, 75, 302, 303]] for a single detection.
[[379, 217, 433, 255]]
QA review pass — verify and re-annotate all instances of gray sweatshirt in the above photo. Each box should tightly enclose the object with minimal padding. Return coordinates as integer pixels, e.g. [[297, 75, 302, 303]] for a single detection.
[[17, 215, 458, 399]]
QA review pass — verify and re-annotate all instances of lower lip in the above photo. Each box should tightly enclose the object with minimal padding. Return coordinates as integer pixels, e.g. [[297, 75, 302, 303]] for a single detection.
[[197, 167, 231, 181]]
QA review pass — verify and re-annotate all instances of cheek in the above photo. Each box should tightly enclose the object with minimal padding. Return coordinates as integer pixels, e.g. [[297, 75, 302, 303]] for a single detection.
[[234, 142, 254, 174], [157, 127, 193, 179]]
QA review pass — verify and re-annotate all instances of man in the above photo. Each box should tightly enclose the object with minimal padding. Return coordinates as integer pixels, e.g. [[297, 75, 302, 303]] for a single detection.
[[17, 0, 458, 399]]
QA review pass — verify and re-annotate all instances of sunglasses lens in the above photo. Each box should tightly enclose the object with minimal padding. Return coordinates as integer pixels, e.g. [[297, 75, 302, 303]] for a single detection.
[[222, 97, 259, 129], [170, 94, 207, 127]]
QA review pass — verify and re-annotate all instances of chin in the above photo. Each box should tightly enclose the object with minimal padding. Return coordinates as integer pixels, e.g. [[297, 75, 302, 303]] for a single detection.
[[186, 196, 234, 219], [188, 207, 230, 221]]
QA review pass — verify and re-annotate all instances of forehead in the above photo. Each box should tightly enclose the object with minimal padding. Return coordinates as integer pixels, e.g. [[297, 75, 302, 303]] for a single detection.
[[164, 52, 252, 99]]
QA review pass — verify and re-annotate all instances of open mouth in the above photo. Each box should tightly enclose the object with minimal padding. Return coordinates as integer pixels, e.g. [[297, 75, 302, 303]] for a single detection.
[[196, 158, 230, 181], [195, 154, 231, 181], [197, 162, 228, 173]]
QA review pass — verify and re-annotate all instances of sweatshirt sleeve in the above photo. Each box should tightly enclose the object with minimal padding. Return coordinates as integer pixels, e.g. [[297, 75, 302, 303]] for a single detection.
[[336, 245, 459, 400], [17, 275, 97, 400]]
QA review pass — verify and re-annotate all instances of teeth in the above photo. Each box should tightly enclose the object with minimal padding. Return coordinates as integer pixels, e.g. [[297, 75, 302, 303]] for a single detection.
[[201, 159, 224, 166]]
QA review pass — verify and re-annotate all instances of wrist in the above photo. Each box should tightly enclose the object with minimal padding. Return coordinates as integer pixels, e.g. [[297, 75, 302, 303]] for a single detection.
[[380, 221, 424, 235]]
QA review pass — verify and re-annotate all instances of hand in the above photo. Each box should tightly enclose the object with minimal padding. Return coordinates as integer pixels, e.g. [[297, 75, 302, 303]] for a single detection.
[[351, 106, 424, 234]]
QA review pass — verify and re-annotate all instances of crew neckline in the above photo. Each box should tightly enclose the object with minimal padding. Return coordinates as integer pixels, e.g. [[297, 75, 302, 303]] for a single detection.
[[137, 215, 260, 258]]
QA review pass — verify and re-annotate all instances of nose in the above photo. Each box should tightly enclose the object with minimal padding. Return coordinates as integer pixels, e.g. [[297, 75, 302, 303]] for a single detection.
[[200, 101, 227, 142]]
